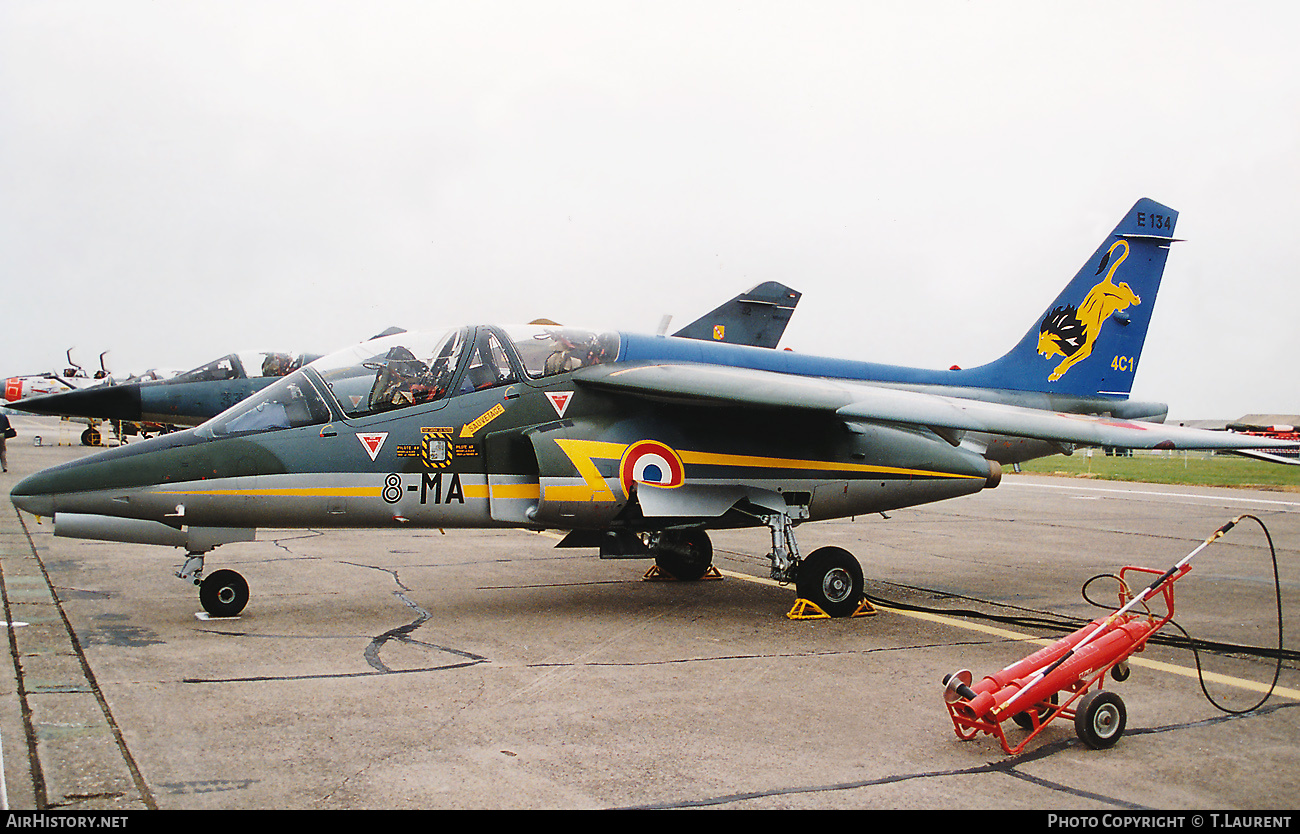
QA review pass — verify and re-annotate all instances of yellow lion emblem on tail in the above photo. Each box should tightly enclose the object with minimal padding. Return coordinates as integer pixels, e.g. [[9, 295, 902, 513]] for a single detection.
[[1036, 240, 1140, 382]]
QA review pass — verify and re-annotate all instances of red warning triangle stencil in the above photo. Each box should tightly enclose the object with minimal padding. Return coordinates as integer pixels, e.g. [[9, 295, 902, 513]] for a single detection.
[[546, 391, 573, 418], [356, 432, 388, 461]]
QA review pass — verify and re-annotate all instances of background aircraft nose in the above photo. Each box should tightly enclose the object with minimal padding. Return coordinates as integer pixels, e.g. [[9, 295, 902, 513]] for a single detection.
[[6, 383, 143, 422]]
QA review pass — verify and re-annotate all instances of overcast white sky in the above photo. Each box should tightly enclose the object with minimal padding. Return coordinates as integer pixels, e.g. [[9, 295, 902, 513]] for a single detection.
[[3, 1, 1297, 419]]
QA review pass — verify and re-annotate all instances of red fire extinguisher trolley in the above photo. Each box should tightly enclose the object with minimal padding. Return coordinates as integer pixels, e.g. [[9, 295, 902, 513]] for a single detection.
[[942, 516, 1276, 754]]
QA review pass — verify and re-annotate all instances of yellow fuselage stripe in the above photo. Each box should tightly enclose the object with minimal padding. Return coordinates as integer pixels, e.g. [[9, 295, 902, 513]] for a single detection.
[[164, 483, 536, 500], [168, 487, 379, 497], [678, 449, 979, 480]]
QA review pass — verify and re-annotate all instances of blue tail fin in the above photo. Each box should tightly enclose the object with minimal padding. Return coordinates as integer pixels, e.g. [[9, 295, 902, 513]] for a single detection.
[[970, 198, 1180, 398]]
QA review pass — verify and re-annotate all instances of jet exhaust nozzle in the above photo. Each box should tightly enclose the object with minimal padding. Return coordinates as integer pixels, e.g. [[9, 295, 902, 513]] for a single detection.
[[985, 460, 1002, 490]]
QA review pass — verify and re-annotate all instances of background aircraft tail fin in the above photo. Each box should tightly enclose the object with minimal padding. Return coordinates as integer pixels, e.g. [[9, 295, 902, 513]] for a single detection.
[[968, 198, 1180, 399], [672, 282, 802, 349]]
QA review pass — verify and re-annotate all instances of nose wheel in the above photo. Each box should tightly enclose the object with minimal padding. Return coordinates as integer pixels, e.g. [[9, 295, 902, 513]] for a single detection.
[[199, 569, 250, 618], [178, 555, 249, 618]]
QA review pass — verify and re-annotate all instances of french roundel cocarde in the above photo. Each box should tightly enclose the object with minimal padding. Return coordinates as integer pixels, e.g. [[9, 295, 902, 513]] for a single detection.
[[619, 440, 685, 495]]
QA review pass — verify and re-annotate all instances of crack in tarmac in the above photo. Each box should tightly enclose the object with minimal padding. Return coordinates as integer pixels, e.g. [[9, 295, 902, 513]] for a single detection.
[[347, 561, 489, 674]]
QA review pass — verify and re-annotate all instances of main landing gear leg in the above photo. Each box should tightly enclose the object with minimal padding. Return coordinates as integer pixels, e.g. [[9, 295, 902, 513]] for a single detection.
[[177, 552, 250, 618], [763, 513, 867, 619], [764, 511, 801, 584]]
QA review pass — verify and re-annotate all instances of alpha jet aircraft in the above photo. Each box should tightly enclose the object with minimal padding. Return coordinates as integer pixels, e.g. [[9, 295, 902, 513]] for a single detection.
[[10, 199, 1296, 620]]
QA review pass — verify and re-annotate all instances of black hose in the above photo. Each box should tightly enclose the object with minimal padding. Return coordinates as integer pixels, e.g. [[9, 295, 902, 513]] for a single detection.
[[868, 515, 1290, 711], [1074, 515, 1284, 713], [1174, 515, 1282, 714]]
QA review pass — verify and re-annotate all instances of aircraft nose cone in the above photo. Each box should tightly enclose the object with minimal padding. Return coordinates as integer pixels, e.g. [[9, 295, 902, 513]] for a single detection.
[[9, 471, 56, 517], [7, 428, 201, 520]]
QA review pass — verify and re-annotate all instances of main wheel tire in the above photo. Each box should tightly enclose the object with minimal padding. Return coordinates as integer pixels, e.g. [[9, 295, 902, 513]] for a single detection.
[[795, 546, 864, 618], [200, 569, 250, 618], [1074, 690, 1127, 749], [652, 529, 713, 581], [81, 427, 101, 446]]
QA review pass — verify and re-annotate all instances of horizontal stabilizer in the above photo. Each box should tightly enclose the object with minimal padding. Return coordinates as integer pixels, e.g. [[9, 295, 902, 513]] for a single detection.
[[1224, 449, 1300, 466]]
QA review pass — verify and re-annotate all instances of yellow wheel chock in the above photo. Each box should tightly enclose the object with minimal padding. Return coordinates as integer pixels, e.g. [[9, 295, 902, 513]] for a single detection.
[[786, 597, 877, 620], [642, 565, 724, 582]]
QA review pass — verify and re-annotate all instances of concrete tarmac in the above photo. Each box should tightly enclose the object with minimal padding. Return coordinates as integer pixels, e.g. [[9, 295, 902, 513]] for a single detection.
[[2, 415, 1299, 810]]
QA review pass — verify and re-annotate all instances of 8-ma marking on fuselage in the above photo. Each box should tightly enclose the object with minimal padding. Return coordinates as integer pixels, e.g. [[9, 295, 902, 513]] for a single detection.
[[383, 471, 467, 505]]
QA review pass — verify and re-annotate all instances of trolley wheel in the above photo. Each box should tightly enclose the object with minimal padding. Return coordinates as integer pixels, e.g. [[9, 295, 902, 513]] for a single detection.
[[1110, 661, 1131, 682], [200, 569, 249, 618], [795, 546, 864, 618], [1074, 690, 1127, 749], [1011, 692, 1058, 731]]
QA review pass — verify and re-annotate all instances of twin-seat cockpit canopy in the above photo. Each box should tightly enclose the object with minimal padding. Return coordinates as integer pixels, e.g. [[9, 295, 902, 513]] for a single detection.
[[199, 325, 620, 438], [175, 350, 322, 383]]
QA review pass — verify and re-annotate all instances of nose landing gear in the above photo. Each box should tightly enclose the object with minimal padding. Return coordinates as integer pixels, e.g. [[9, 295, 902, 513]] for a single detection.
[[177, 553, 250, 618], [199, 570, 250, 618]]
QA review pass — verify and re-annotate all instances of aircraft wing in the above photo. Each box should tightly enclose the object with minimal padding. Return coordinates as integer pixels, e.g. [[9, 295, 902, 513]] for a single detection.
[[575, 363, 1300, 458]]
